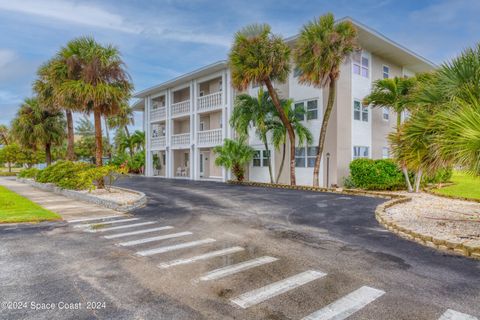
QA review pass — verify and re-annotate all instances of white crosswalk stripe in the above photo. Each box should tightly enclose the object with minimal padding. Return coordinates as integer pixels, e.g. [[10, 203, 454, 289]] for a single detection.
[[103, 226, 174, 239], [301, 286, 385, 320], [438, 309, 478, 320], [67, 215, 124, 223], [158, 246, 245, 269], [74, 218, 140, 228], [87, 221, 156, 233], [136, 238, 216, 257], [199, 256, 278, 281], [117, 231, 193, 247], [231, 270, 327, 309]]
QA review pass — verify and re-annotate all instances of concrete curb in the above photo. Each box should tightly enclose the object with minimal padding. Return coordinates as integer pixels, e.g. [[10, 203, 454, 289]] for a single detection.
[[17, 178, 146, 213], [228, 180, 480, 260]]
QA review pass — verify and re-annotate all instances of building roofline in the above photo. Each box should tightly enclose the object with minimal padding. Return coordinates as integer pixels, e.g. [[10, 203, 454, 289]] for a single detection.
[[134, 60, 228, 98]]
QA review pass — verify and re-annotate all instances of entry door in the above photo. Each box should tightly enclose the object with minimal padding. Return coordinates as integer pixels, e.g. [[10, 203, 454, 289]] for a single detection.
[[199, 153, 205, 177]]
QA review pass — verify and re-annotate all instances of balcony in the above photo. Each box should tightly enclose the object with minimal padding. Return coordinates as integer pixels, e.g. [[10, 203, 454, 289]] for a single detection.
[[171, 100, 190, 117], [151, 107, 166, 122], [151, 136, 166, 149], [197, 91, 222, 112], [172, 133, 190, 147], [197, 129, 222, 146]]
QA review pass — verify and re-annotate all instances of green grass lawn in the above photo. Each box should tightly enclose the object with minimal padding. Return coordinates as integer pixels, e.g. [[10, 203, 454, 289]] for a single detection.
[[433, 171, 480, 200], [0, 185, 61, 223]]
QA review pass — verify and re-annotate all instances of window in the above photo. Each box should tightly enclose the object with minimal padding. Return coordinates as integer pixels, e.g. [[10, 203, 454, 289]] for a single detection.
[[219, 80, 222, 92], [353, 51, 369, 78], [362, 104, 369, 122], [253, 151, 261, 167], [293, 66, 302, 78], [295, 99, 318, 121], [382, 107, 389, 121], [199, 121, 205, 131], [382, 147, 389, 159], [353, 146, 369, 159], [184, 152, 189, 167], [307, 100, 318, 120], [383, 65, 390, 79], [262, 150, 270, 167], [353, 100, 361, 120], [295, 146, 317, 168]]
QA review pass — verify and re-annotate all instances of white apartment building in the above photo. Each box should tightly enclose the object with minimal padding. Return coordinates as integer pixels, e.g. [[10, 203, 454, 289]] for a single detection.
[[132, 17, 435, 187]]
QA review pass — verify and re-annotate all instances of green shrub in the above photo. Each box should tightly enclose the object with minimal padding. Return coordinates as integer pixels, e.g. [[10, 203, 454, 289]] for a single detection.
[[18, 168, 40, 179], [423, 167, 453, 184], [36, 160, 94, 190], [349, 158, 405, 190]]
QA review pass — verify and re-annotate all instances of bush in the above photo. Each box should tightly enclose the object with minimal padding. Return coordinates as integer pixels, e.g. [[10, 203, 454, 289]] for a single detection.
[[36, 160, 94, 190], [18, 168, 40, 179], [349, 158, 405, 190], [423, 167, 453, 184]]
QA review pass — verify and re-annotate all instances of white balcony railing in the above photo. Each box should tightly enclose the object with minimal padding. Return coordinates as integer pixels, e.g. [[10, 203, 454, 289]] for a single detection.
[[151, 136, 166, 149], [172, 133, 190, 146], [197, 129, 222, 146], [150, 107, 166, 122], [171, 100, 190, 116], [197, 91, 222, 112]]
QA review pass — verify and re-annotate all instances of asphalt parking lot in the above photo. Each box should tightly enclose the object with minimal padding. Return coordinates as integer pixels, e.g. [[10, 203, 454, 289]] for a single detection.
[[1, 177, 478, 320]]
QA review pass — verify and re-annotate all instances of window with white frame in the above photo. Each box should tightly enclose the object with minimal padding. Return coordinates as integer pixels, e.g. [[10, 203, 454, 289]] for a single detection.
[[293, 66, 302, 78], [383, 65, 390, 79], [382, 107, 390, 121], [353, 100, 368, 122], [353, 51, 369, 78], [353, 146, 369, 159], [295, 146, 317, 168], [295, 99, 318, 121], [382, 147, 390, 159], [253, 149, 270, 167], [362, 104, 369, 122]]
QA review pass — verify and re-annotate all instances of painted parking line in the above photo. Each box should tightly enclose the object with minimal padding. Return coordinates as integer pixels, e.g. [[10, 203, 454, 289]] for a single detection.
[[199, 256, 278, 281], [301, 286, 385, 320], [231, 270, 327, 309], [118, 231, 193, 247], [159, 246, 245, 269], [88, 221, 156, 233], [103, 226, 174, 239], [438, 309, 478, 320], [74, 218, 140, 228], [67, 215, 124, 223], [136, 238, 216, 257]]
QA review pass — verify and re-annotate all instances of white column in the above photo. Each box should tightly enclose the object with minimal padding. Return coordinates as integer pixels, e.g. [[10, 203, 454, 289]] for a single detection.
[[166, 89, 172, 178], [145, 97, 152, 177], [190, 80, 196, 180]]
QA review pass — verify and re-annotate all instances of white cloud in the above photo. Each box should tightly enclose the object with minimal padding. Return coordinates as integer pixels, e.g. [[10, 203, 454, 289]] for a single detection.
[[0, 0, 230, 47], [0, 90, 22, 104], [0, 49, 15, 68]]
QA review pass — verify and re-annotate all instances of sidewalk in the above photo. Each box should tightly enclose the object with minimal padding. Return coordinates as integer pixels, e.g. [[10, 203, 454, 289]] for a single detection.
[[0, 177, 126, 221]]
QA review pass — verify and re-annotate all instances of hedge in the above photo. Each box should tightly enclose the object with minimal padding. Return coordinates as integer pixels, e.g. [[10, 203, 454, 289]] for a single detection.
[[349, 158, 405, 190]]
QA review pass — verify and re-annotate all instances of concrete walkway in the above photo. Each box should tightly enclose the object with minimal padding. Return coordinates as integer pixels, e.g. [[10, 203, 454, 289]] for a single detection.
[[0, 177, 126, 221]]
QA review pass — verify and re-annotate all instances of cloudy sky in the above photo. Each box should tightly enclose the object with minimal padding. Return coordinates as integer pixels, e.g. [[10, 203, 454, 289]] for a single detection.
[[0, 0, 479, 129]]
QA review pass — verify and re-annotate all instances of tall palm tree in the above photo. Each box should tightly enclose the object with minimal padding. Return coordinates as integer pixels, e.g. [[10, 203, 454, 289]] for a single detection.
[[269, 99, 313, 183], [230, 88, 275, 183], [57, 37, 133, 185], [229, 24, 297, 185], [213, 137, 255, 182], [0, 124, 10, 145], [11, 97, 66, 166], [363, 76, 417, 192], [294, 13, 358, 187]]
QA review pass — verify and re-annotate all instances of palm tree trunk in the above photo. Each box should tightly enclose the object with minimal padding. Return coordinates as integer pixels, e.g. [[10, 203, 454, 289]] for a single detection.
[[402, 166, 413, 193], [414, 168, 423, 193], [65, 110, 75, 161], [264, 78, 296, 185], [276, 141, 286, 183], [313, 78, 336, 187], [93, 108, 105, 188], [262, 135, 274, 183], [104, 117, 111, 160], [124, 125, 131, 139], [8, 162, 11, 173], [45, 142, 52, 166]]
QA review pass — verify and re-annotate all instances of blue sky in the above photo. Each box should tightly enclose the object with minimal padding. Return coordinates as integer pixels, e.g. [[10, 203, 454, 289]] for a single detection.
[[1, 0, 479, 130]]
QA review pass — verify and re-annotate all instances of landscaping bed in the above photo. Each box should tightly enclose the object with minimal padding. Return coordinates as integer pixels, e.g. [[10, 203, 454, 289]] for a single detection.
[[382, 192, 480, 259]]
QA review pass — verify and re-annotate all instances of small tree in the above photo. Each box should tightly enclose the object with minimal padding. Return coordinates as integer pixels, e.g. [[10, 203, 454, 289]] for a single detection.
[[213, 138, 255, 182], [0, 144, 20, 172]]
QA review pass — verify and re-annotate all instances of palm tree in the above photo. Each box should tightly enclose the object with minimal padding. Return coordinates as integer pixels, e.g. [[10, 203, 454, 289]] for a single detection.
[[57, 37, 133, 186], [108, 104, 135, 157], [230, 88, 275, 183], [11, 97, 66, 166], [294, 13, 358, 187], [213, 137, 255, 182], [363, 76, 417, 192], [130, 130, 145, 153], [269, 99, 313, 183], [0, 124, 10, 145], [229, 24, 297, 185]]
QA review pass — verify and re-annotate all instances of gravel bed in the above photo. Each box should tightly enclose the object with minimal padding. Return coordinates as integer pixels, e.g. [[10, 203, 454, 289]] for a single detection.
[[385, 192, 480, 247], [78, 188, 140, 205]]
